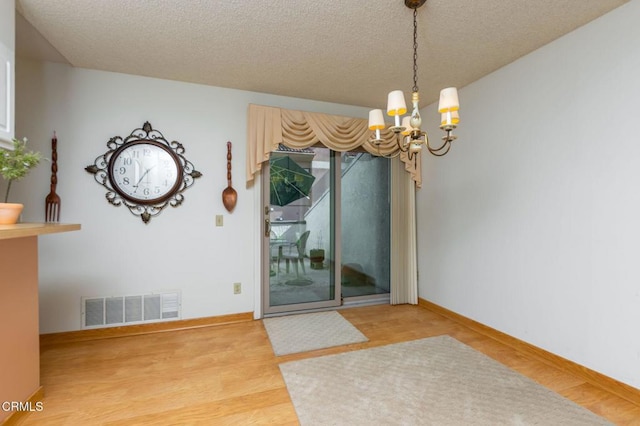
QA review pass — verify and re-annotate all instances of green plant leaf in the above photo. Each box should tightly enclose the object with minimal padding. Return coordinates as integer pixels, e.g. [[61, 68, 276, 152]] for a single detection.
[[0, 138, 43, 202]]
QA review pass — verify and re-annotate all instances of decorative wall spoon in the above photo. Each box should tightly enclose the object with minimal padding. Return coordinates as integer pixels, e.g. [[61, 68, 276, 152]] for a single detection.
[[222, 141, 237, 212]]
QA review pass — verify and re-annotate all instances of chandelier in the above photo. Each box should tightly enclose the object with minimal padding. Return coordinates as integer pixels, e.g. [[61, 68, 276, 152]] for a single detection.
[[368, 0, 460, 159]]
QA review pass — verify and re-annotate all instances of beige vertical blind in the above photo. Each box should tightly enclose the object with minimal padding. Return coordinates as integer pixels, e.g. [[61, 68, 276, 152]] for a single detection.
[[391, 157, 419, 305], [246, 104, 421, 187]]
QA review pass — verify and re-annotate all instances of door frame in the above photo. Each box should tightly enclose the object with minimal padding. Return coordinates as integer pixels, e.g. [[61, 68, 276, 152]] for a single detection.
[[260, 150, 342, 316]]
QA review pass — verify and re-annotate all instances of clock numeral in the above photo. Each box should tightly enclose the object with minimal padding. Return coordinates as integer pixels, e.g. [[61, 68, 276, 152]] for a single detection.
[[154, 186, 161, 194], [123, 158, 133, 166], [143, 148, 151, 157], [122, 177, 130, 185], [143, 188, 150, 196], [119, 167, 126, 175]]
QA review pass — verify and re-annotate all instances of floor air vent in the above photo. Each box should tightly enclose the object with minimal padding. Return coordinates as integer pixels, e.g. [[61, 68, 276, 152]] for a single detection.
[[82, 291, 181, 328]]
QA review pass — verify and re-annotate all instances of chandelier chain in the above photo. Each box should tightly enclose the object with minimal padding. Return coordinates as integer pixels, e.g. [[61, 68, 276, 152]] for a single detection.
[[412, 6, 419, 93]]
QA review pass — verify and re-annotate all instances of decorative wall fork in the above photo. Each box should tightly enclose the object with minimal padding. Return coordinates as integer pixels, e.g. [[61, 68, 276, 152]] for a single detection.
[[45, 132, 61, 222]]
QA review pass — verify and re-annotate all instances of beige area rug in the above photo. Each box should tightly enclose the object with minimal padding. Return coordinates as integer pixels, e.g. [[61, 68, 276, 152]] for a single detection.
[[263, 311, 368, 356], [279, 335, 611, 425]]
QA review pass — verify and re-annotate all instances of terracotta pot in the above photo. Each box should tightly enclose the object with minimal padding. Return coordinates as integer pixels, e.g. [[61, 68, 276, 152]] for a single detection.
[[0, 203, 24, 224]]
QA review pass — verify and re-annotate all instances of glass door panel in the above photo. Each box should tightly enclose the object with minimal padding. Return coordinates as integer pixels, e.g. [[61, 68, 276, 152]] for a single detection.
[[263, 147, 340, 314], [340, 153, 390, 299]]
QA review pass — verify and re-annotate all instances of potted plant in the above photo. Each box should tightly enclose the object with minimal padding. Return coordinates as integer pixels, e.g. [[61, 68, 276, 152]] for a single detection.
[[0, 137, 43, 224], [309, 232, 325, 270]]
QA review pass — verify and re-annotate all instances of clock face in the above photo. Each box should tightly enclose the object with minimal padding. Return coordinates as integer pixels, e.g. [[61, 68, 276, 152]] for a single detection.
[[108, 141, 183, 204]]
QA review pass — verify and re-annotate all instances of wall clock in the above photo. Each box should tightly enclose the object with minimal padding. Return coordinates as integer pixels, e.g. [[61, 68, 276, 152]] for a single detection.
[[85, 121, 202, 224]]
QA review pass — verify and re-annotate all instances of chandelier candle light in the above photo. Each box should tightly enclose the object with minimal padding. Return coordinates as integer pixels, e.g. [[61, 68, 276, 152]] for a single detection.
[[369, 0, 460, 158]]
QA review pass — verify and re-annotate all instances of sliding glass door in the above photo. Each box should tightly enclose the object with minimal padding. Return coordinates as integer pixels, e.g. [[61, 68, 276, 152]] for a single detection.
[[340, 152, 390, 300], [262, 146, 389, 315]]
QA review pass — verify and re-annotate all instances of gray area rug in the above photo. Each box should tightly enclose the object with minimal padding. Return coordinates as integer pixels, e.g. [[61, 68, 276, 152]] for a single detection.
[[280, 335, 611, 425], [263, 311, 368, 356]]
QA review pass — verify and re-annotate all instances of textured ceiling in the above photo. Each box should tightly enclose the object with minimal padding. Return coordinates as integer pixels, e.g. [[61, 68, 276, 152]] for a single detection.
[[15, 0, 629, 108]]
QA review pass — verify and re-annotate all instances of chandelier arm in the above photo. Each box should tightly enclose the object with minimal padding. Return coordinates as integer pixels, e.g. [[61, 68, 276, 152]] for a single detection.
[[378, 144, 402, 159], [368, 140, 402, 159], [427, 141, 452, 157], [406, 148, 424, 164], [426, 139, 448, 152], [396, 134, 410, 153], [384, 140, 404, 158]]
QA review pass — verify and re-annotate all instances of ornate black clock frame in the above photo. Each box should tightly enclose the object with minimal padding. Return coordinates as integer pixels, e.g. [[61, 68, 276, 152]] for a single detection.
[[85, 121, 202, 224]]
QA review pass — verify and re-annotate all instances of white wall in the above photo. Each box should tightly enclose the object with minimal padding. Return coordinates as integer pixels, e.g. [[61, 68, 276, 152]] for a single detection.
[[13, 59, 370, 333], [0, 1, 14, 48], [417, 0, 640, 388], [0, 0, 15, 146]]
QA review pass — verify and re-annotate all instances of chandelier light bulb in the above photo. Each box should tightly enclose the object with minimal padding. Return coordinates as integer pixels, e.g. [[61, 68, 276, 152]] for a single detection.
[[368, 109, 386, 142], [440, 110, 460, 130], [387, 90, 407, 130]]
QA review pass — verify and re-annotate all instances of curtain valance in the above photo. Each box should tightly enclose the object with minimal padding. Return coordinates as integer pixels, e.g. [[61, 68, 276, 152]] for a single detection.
[[246, 104, 421, 187]]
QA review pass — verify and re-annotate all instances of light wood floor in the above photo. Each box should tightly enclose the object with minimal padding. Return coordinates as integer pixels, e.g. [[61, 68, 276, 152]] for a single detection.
[[18, 304, 640, 425]]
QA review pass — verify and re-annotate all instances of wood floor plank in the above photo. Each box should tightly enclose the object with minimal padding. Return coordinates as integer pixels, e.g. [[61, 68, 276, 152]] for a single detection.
[[16, 304, 640, 425]]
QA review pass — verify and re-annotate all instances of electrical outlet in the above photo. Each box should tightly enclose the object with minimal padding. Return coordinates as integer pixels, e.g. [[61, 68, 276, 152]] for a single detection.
[[216, 215, 223, 226], [233, 282, 241, 294]]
